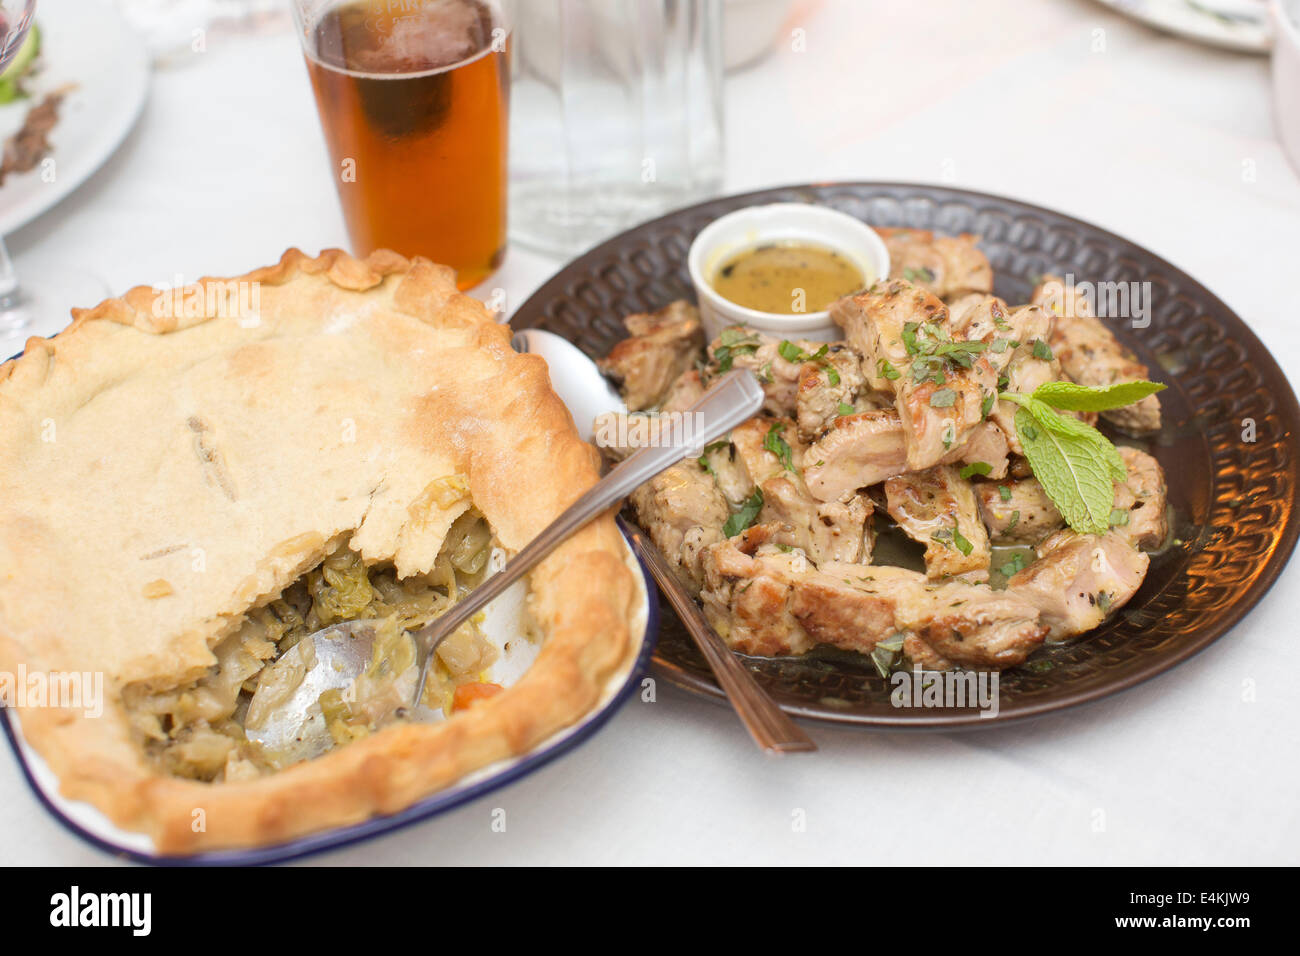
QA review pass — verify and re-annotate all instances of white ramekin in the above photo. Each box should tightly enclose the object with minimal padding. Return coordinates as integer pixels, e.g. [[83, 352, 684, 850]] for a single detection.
[[687, 202, 890, 342], [1272, 0, 1300, 178]]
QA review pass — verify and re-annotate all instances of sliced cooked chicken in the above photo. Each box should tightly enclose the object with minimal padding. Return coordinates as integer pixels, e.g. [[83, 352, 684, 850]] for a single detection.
[[698, 438, 753, 507], [877, 228, 994, 302], [974, 477, 1064, 544], [597, 300, 704, 411], [885, 465, 991, 581], [699, 534, 1046, 668], [803, 409, 909, 501], [728, 416, 804, 490], [803, 409, 1005, 503], [1007, 529, 1149, 639], [704, 328, 820, 416], [832, 278, 949, 391], [629, 461, 729, 589], [1031, 275, 1161, 434], [938, 420, 1010, 479], [896, 360, 998, 471], [794, 343, 877, 441], [988, 305, 1060, 455], [759, 476, 874, 564], [975, 446, 1168, 550], [948, 293, 1012, 346], [718, 416, 874, 564], [1111, 446, 1169, 550], [893, 574, 1048, 669], [660, 368, 706, 413], [832, 279, 998, 469]]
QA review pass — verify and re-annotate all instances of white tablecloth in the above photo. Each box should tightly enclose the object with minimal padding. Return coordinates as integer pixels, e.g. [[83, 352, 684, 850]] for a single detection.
[[4, 0, 1298, 865]]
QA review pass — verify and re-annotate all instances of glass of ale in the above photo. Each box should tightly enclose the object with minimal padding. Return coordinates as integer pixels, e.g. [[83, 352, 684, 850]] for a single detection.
[[290, 0, 510, 290]]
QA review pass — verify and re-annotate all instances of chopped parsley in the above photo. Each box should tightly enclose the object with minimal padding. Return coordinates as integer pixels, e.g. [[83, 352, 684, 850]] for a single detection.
[[1031, 338, 1054, 361], [697, 439, 730, 474], [999, 553, 1028, 577], [930, 388, 957, 408], [877, 358, 901, 381], [960, 461, 992, 479], [713, 327, 761, 372], [903, 266, 935, 283], [723, 488, 764, 538], [777, 340, 829, 364], [903, 321, 987, 386], [763, 421, 795, 472], [836, 402, 855, 417], [998, 485, 1013, 502]]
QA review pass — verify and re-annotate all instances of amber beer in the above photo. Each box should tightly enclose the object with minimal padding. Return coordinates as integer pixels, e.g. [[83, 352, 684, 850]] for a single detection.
[[302, 0, 509, 289]]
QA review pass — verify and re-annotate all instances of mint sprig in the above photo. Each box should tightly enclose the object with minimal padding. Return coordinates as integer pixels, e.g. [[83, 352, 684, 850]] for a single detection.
[[1032, 379, 1165, 412], [998, 380, 1159, 535]]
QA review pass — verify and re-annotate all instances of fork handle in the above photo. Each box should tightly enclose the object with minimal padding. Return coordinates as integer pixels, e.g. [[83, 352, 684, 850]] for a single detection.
[[620, 518, 816, 754]]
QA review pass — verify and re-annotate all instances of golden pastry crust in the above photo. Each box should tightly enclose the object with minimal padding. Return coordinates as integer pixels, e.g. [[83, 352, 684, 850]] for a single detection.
[[0, 249, 640, 854]]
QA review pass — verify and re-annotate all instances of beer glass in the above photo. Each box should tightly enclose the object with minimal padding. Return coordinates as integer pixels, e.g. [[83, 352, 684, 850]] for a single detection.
[[290, 0, 511, 290]]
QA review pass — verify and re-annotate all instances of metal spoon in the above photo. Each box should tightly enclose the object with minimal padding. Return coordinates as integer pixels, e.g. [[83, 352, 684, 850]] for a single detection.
[[513, 328, 815, 754], [246, 367, 767, 758]]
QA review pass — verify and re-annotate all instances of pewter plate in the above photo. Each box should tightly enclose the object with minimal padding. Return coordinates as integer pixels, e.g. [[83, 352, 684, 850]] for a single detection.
[[511, 182, 1300, 728]]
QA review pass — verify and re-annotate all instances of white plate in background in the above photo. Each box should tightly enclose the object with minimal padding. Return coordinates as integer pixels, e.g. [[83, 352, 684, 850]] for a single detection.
[[1094, 0, 1273, 52], [0, 0, 150, 235]]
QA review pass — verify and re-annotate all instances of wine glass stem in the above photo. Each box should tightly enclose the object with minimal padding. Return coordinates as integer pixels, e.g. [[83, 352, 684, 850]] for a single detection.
[[0, 236, 30, 335]]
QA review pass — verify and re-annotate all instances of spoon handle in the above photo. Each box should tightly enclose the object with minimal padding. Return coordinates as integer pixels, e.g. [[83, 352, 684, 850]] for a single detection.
[[412, 370, 766, 704], [618, 518, 816, 754]]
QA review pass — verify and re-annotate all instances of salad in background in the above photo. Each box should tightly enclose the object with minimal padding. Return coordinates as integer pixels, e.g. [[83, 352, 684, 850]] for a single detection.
[[0, 21, 38, 103]]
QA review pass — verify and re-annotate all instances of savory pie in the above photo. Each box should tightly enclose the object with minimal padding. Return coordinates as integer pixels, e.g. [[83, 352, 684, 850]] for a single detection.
[[0, 248, 641, 853]]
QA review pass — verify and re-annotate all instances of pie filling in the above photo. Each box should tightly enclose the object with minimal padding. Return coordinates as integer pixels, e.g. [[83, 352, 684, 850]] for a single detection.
[[123, 509, 505, 782]]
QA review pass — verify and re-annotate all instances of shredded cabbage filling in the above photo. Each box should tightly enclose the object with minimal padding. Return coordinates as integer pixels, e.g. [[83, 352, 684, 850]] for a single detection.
[[123, 510, 499, 782]]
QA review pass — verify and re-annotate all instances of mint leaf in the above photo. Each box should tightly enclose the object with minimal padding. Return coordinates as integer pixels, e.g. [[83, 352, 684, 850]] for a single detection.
[[723, 488, 764, 538], [1012, 406, 1116, 534], [1032, 379, 1166, 412]]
